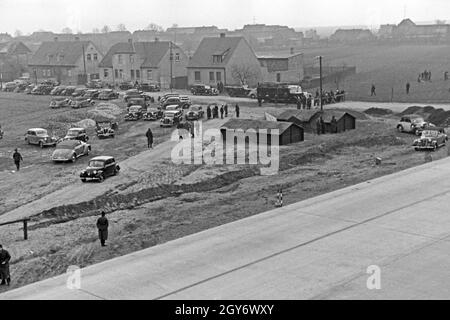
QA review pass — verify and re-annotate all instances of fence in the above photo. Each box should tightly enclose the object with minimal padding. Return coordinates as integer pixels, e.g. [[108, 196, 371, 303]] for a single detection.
[[0, 218, 30, 240]]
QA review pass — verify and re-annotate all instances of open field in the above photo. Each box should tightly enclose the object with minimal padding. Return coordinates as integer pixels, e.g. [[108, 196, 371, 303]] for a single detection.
[[0, 91, 448, 291]]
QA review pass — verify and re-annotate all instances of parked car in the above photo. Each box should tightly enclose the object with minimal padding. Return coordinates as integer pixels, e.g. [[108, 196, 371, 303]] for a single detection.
[[185, 105, 205, 121], [123, 89, 144, 102], [61, 86, 77, 96], [143, 106, 163, 121], [14, 82, 31, 93], [72, 87, 87, 97], [247, 88, 257, 99], [125, 105, 145, 121], [41, 79, 59, 86], [86, 80, 104, 89], [179, 95, 191, 108], [50, 97, 71, 109], [119, 82, 134, 91], [51, 139, 91, 163], [31, 84, 53, 95], [413, 127, 448, 151], [160, 109, 183, 127], [70, 97, 95, 109], [138, 82, 160, 92], [98, 89, 119, 100], [96, 122, 117, 139], [397, 115, 428, 134], [63, 127, 89, 142], [24, 84, 36, 94], [50, 86, 66, 96], [127, 97, 148, 109], [191, 84, 218, 96], [224, 85, 251, 97], [82, 89, 100, 100], [3, 82, 17, 92], [24, 128, 58, 148], [80, 156, 120, 182]]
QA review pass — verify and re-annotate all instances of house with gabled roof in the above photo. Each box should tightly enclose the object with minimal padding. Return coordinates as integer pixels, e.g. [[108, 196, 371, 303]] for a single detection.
[[0, 41, 32, 81], [28, 39, 103, 85], [99, 39, 188, 89], [187, 34, 262, 87]]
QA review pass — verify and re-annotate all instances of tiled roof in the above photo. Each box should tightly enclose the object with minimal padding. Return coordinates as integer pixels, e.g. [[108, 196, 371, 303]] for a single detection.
[[29, 41, 91, 66], [187, 36, 244, 68], [0, 41, 31, 55]]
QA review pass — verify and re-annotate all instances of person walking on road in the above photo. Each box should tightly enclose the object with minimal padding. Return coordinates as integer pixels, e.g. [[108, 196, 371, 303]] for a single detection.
[[146, 128, 153, 149], [96, 212, 109, 247], [12, 148, 23, 171], [235, 104, 240, 118], [406, 82, 410, 95], [0, 244, 11, 286], [371, 84, 376, 96]]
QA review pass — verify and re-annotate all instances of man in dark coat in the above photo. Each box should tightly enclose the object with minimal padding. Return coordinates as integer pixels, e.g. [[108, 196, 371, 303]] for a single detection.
[[371, 84, 376, 96], [406, 82, 410, 95], [330, 116, 338, 134], [214, 105, 219, 118], [235, 104, 240, 118], [224, 104, 228, 117], [12, 148, 23, 171], [220, 105, 224, 119], [206, 106, 212, 119], [316, 118, 321, 135], [0, 244, 11, 286], [146, 128, 153, 149], [96, 212, 109, 247]]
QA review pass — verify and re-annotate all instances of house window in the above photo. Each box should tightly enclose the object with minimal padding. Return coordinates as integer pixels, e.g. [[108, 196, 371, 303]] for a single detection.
[[42, 69, 46, 77], [119, 69, 123, 79], [131, 69, 135, 80], [93, 54, 98, 61], [136, 70, 140, 79], [87, 54, 91, 61], [47, 55, 53, 63], [68, 69, 72, 77], [147, 70, 152, 80], [276, 73, 281, 82], [130, 55, 134, 64], [195, 71, 201, 81], [104, 69, 109, 78], [114, 69, 119, 78], [175, 53, 180, 62], [213, 55, 223, 63], [118, 55, 123, 64], [216, 72, 222, 81], [209, 72, 215, 82]]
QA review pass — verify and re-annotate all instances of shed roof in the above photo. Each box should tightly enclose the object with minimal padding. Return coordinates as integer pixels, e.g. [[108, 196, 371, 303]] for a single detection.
[[221, 118, 302, 134], [277, 110, 320, 122]]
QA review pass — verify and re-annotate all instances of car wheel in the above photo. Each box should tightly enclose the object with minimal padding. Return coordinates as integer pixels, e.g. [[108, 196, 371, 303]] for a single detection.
[[250, 94, 256, 99], [85, 148, 89, 156], [39, 141, 44, 148], [397, 125, 404, 133], [71, 154, 77, 162], [415, 148, 419, 151], [81, 178, 87, 183], [98, 174, 105, 182]]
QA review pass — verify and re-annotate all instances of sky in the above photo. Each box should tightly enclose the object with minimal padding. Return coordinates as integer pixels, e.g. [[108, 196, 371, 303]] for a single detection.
[[0, 0, 449, 35]]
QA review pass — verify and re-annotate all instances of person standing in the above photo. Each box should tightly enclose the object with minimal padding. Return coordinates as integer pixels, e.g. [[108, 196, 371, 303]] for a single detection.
[[371, 84, 376, 96], [330, 116, 338, 134], [0, 244, 11, 286], [224, 104, 228, 117], [96, 212, 109, 247], [12, 148, 23, 171], [235, 104, 240, 118], [206, 106, 212, 120], [220, 105, 224, 119], [406, 82, 410, 95], [146, 128, 153, 149]]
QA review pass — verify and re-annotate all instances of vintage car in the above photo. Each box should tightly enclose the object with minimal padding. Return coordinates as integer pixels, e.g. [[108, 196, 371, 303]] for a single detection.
[[98, 89, 119, 100], [80, 156, 120, 182], [82, 89, 100, 99], [31, 84, 53, 95], [143, 107, 163, 121], [51, 139, 91, 163], [247, 88, 257, 99], [61, 86, 77, 96], [3, 82, 17, 92], [24, 128, 58, 148], [138, 82, 160, 92], [14, 82, 31, 93], [86, 80, 104, 89], [63, 127, 89, 142], [190, 84, 219, 96], [127, 97, 148, 109], [397, 115, 428, 134], [123, 89, 144, 102], [119, 82, 134, 91], [72, 88, 87, 97], [70, 97, 95, 109], [96, 122, 117, 139], [160, 109, 183, 127], [125, 105, 145, 121], [224, 85, 251, 97], [413, 127, 448, 151], [185, 105, 205, 121], [24, 84, 36, 94], [50, 86, 66, 96], [50, 97, 71, 109], [179, 95, 191, 108]]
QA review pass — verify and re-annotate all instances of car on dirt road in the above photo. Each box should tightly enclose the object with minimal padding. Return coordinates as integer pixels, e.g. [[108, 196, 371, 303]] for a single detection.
[[63, 127, 89, 142], [31, 84, 53, 95], [82, 89, 100, 100], [190, 84, 218, 96], [51, 139, 91, 163], [72, 87, 87, 97], [96, 121, 117, 139], [49, 97, 72, 109], [98, 89, 119, 100], [413, 127, 448, 151], [61, 86, 77, 96], [80, 156, 120, 182], [397, 115, 428, 134], [160, 109, 183, 127], [185, 105, 204, 121], [24, 128, 58, 148], [50, 86, 66, 96], [123, 89, 144, 102], [2, 82, 17, 92], [125, 105, 145, 121], [70, 97, 95, 109], [127, 97, 148, 110], [138, 82, 160, 92], [143, 106, 163, 121]]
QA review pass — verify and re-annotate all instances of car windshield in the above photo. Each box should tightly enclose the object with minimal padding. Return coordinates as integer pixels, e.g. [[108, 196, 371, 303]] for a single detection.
[[89, 160, 105, 168], [67, 129, 81, 136], [129, 106, 141, 112], [165, 113, 175, 118], [35, 130, 48, 136], [412, 118, 424, 123]]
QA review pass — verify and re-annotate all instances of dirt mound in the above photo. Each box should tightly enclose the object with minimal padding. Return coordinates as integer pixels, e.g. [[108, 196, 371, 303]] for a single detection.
[[397, 105, 450, 126], [75, 119, 97, 128], [398, 106, 424, 116], [364, 107, 393, 116]]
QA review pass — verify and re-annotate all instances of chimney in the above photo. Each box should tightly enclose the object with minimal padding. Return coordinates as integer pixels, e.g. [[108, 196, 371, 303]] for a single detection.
[[290, 47, 294, 55], [220, 33, 226, 38], [54, 37, 58, 42]]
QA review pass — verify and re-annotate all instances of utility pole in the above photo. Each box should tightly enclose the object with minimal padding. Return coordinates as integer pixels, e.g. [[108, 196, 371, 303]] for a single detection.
[[319, 55, 323, 111], [82, 43, 87, 85], [0, 62, 3, 90], [169, 41, 173, 92]]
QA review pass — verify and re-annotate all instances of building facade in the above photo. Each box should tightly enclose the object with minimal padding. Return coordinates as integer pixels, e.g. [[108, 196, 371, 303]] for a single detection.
[[258, 52, 304, 84]]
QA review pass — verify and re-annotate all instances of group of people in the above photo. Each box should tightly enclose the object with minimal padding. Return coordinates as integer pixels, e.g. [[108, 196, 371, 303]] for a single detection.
[[206, 104, 240, 119], [418, 70, 432, 82], [315, 115, 338, 135]]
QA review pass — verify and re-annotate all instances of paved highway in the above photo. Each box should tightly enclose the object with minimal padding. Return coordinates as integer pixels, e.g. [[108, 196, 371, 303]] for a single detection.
[[1, 157, 450, 299]]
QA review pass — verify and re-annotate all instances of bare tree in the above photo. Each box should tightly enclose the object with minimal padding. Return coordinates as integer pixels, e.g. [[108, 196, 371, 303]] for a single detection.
[[116, 23, 127, 32], [101, 25, 111, 33], [145, 23, 164, 32], [230, 64, 261, 86], [61, 27, 73, 34], [14, 30, 23, 37], [436, 19, 446, 25], [92, 28, 100, 34]]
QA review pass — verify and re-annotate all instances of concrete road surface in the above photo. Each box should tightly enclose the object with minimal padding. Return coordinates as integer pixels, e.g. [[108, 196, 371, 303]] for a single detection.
[[1, 157, 450, 300]]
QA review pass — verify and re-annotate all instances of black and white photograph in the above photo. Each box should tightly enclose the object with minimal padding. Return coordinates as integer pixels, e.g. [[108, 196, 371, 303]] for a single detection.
[[0, 0, 449, 306]]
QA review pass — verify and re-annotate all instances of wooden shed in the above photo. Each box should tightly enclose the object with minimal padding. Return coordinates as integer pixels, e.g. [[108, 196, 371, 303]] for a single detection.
[[220, 119, 304, 146], [277, 110, 320, 133]]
